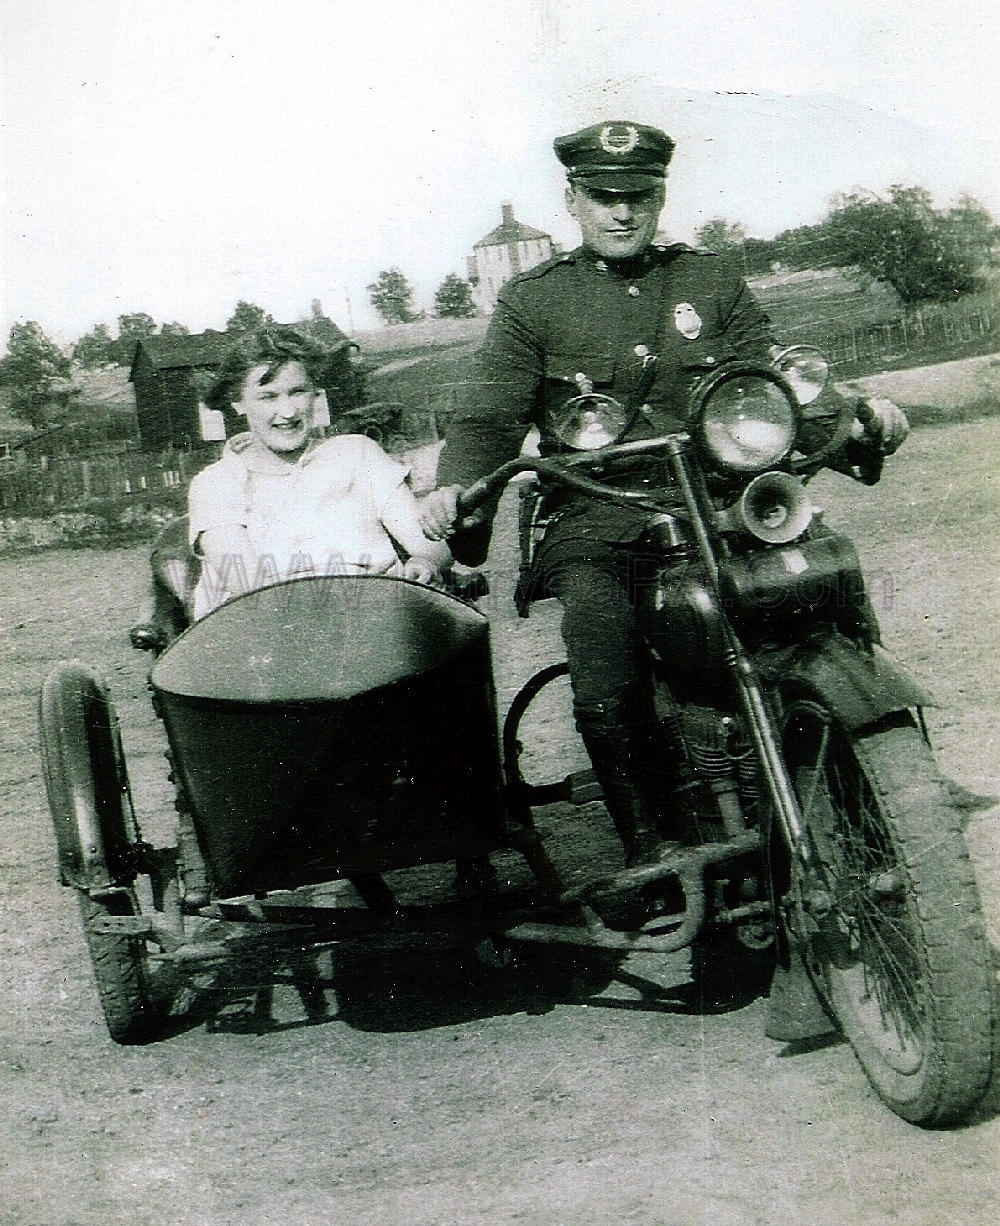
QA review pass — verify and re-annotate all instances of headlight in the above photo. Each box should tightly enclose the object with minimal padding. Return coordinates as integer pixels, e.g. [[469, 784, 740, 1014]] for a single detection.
[[695, 369, 798, 474], [548, 393, 630, 450], [771, 344, 829, 406]]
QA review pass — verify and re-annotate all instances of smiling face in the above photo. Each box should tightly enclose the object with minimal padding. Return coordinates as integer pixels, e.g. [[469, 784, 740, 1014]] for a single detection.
[[235, 360, 317, 458], [565, 180, 665, 262]]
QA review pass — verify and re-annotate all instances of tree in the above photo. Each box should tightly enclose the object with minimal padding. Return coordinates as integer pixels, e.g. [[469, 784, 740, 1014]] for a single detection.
[[764, 220, 838, 272], [295, 299, 349, 348], [367, 268, 418, 325], [741, 237, 781, 277], [0, 321, 73, 427], [72, 323, 116, 368], [159, 321, 191, 338], [113, 312, 158, 365], [822, 185, 983, 303], [226, 300, 274, 336], [944, 195, 999, 268], [434, 274, 477, 319]]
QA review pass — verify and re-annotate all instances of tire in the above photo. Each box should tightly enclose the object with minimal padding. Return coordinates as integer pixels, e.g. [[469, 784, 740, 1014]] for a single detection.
[[39, 662, 160, 1043], [77, 888, 157, 1044], [782, 703, 994, 1126]]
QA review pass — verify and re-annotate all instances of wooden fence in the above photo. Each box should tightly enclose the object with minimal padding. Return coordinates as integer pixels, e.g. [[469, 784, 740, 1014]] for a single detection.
[[793, 293, 996, 375], [0, 450, 205, 516]]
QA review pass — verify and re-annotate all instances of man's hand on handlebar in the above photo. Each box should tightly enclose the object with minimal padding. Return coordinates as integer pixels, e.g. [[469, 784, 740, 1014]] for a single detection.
[[850, 395, 910, 456], [418, 485, 463, 540]]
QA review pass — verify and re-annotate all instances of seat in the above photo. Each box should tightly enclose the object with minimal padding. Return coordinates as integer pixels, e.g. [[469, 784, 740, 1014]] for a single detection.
[[129, 516, 199, 652]]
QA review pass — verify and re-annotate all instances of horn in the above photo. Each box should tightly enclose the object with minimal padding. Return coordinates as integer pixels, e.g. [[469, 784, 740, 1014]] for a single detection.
[[720, 471, 813, 544]]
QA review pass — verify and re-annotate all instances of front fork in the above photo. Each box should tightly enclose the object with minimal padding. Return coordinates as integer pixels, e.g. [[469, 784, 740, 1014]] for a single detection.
[[664, 439, 809, 861], [663, 439, 816, 960]]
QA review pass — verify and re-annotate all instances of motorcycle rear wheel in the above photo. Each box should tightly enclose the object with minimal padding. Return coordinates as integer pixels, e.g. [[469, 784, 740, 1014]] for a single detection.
[[782, 705, 994, 1126]]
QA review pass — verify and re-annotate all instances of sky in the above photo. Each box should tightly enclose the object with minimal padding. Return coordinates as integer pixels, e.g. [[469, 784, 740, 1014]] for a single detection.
[[2, 0, 999, 344]]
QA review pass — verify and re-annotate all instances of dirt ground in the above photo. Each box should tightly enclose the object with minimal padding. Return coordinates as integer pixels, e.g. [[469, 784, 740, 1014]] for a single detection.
[[2, 417, 1000, 1226]]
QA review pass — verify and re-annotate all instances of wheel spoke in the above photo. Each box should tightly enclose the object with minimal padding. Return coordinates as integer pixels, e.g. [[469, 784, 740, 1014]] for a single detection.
[[792, 708, 928, 1050], [798, 719, 830, 824]]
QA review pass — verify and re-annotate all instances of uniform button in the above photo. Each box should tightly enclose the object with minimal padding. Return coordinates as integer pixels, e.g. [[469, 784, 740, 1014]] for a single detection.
[[628, 285, 640, 297], [705, 355, 716, 364]]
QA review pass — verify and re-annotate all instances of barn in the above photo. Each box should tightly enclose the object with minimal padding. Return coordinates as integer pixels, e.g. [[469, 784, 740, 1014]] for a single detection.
[[129, 331, 230, 452]]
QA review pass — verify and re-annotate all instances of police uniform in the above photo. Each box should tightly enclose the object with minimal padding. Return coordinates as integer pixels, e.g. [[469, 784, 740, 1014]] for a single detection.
[[438, 240, 774, 538], [436, 123, 792, 866]]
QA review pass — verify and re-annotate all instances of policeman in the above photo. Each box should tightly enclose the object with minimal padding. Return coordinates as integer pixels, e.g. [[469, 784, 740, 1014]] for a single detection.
[[420, 120, 907, 867]]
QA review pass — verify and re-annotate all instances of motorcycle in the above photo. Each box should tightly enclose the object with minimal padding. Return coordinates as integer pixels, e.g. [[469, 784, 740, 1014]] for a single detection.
[[38, 348, 995, 1127]]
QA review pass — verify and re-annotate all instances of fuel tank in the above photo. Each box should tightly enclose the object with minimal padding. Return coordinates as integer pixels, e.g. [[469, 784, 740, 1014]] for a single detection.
[[151, 576, 502, 896]]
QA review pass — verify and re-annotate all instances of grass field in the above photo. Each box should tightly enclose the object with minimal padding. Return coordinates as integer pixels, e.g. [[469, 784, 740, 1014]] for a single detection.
[[751, 267, 900, 336]]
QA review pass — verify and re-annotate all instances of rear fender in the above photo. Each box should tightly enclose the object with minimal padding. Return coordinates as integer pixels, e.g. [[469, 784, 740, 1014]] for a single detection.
[[761, 633, 932, 732]]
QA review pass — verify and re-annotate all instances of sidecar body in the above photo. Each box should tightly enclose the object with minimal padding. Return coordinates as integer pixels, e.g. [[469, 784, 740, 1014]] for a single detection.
[[41, 573, 556, 1043], [150, 575, 505, 895]]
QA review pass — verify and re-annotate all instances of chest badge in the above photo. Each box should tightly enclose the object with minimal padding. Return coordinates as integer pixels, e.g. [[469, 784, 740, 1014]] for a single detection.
[[674, 302, 702, 340]]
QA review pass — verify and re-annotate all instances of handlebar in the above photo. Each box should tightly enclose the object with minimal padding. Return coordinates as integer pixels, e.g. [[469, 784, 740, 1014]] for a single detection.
[[452, 390, 881, 520], [455, 434, 689, 518]]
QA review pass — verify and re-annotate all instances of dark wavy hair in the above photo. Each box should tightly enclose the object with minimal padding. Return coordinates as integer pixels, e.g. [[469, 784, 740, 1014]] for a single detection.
[[202, 326, 330, 414]]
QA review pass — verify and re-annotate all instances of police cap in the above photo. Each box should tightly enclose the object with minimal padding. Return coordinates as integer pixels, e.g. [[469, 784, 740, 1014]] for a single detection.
[[554, 121, 675, 191]]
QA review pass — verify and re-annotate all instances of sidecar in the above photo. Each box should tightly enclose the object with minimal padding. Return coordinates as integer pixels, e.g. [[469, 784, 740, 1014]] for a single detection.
[[41, 572, 550, 1041], [41, 567, 765, 1046]]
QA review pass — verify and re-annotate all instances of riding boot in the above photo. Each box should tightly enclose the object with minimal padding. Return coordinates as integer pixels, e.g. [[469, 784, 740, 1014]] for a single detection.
[[630, 715, 694, 846], [576, 706, 662, 868]]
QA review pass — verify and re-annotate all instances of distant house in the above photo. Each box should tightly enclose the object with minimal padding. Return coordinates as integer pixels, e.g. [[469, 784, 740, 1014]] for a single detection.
[[129, 311, 357, 452], [466, 202, 555, 315]]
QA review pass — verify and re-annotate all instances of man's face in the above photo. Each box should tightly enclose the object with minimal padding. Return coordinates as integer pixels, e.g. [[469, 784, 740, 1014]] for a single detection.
[[566, 181, 665, 261], [236, 360, 317, 456]]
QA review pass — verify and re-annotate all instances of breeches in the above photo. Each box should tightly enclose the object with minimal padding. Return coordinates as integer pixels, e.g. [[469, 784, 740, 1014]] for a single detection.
[[537, 536, 654, 718]]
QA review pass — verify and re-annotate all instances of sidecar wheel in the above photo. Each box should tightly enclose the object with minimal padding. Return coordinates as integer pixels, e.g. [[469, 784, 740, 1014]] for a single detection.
[[77, 888, 158, 1044], [39, 661, 134, 887], [782, 706, 994, 1126], [39, 661, 161, 1043]]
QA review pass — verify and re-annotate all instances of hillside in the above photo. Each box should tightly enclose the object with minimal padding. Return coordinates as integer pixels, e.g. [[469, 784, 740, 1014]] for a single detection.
[[6, 271, 994, 458], [361, 269, 999, 443], [352, 316, 487, 357], [750, 268, 901, 338]]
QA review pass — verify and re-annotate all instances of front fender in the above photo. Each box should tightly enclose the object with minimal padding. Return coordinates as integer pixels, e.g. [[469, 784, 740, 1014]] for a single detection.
[[760, 632, 933, 731]]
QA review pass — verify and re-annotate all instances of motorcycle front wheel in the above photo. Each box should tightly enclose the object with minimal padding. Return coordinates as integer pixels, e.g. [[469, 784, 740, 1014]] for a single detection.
[[781, 703, 994, 1126]]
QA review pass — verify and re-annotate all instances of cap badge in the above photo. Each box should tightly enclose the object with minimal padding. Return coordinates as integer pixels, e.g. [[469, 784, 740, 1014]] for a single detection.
[[599, 124, 639, 156], [674, 303, 702, 340]]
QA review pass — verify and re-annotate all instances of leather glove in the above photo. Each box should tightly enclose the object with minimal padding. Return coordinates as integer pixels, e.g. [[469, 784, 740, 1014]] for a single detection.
[[850, 396, 909, 455]]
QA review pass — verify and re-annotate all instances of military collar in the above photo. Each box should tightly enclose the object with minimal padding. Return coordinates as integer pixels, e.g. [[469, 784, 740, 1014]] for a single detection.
[[574, 245, 661, 280]]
